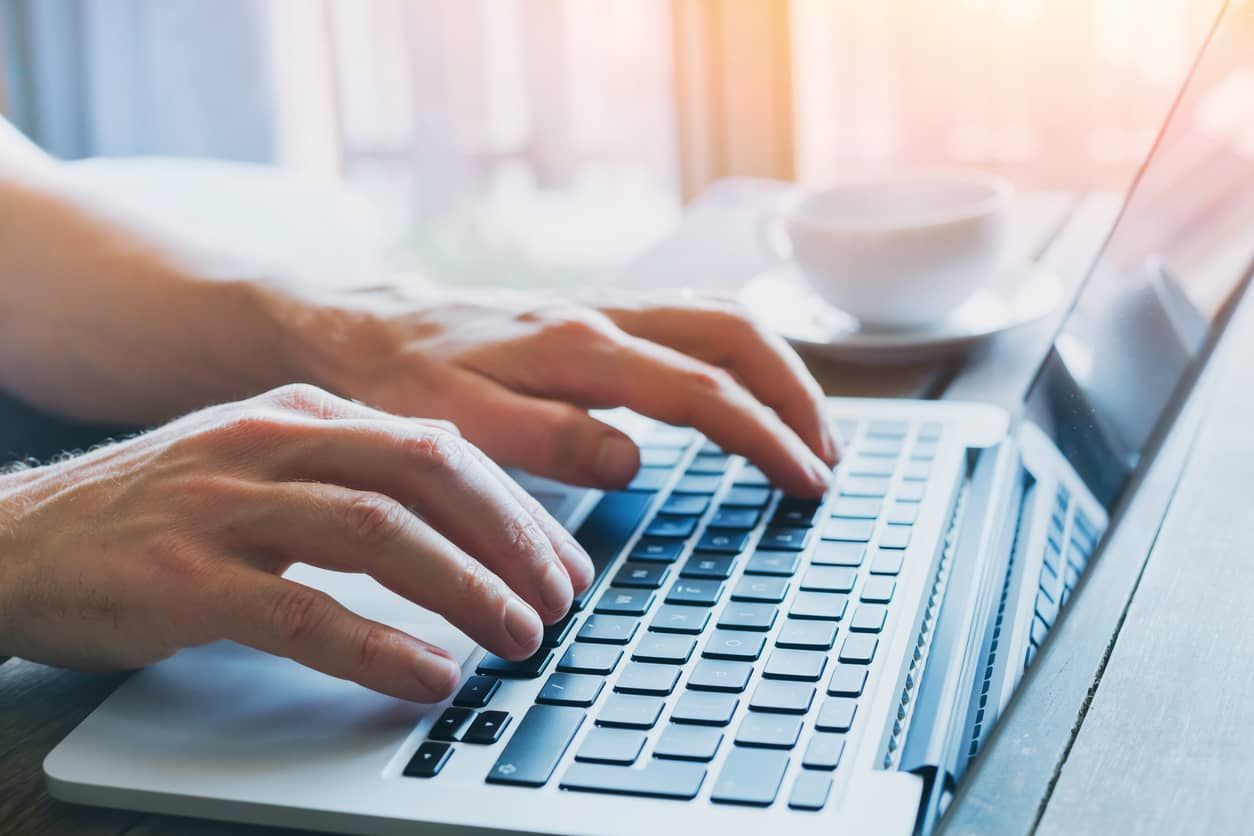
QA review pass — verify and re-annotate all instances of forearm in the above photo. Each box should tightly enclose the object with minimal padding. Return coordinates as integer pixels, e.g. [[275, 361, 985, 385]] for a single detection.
[[0, 172, 306, 425]]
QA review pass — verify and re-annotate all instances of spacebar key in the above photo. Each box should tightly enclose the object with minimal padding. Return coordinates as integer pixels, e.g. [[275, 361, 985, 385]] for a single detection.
[[572, 490, 656, 609], [486, 705, 585, 788], [561, 761, 706, 800]]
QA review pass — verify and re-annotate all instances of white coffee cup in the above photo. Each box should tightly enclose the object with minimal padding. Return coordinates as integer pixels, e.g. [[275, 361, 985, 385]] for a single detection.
[[761, 171, 1013, 330]]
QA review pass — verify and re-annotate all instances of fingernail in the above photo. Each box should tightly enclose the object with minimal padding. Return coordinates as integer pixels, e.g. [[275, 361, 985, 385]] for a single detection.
[[560, 540, 596, 592], [538, 560, 574, 615], [415, 650, 458, 698], [809, 455, 833, 490], [504, 597, 543, 652], [594, 435, 639, 485], [821, 428, 840, 465]]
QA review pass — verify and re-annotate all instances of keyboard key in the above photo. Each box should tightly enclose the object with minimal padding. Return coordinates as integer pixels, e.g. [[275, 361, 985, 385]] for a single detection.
[[477, 648, 554, 679], [645, 426, 696, 447], [632, 634, 696, 665], [573, 491, 656, 607], [744, 551, 801, 576], [722, 486, 772, 507], [541, 612, 579, 648], [681, 553, 737, 580], [869, 550, 905, 576], [826, 663, 868, 696], [675, 474, 722, 494], [595, 588, 655, 616], [597, 694, 664, 729], [627, 467, 671, 492], [887, 503, 920, 525], [830, 497, 882, 519], [649, 604, 710, 634], [640, 446, 683, 467], [811, 541, 866, 566], [687, 659, 753, 692], [537, 673, 605, 707], [771, 498, 824, 527], [644, 516, 698, 539], [429, 706, 475, 742], [750, 681, 816, 714], [850, 604, 887, 633], [670, 691, 739, 726], [903, 461, 931, 481], [666, 579, 724, 607], [734, 714, 803, 749], [848, 457, 896, 478], [918, 421, 943, 440], [403, 741, 452, 778], [577, 614, 639, 645], [733, 465, 770, 487], [712, 748, 790, 806], [758, 526, 812, 551], [486, 704, 584, 787], [762, 649, 827, 682], [879, 525, 913, 550], [789, 771, 832, 811], [801, 565, 857, 593], [653, 724, 723, 761], [717, 602, 778, 632], [453, 674, 500, 709], [815, 697, 857, 732], [463, 710, 512, 744], [841, 477, 891, 497], [839, 634, 879, 664], [560, 760, 706, 800], [615, 662, 681, 696], [802, 732, 845, 770], [867, 419, 909, 439], [696, 530, 750, 554], [731, 576, 789, 603], [1036, 587, 1058, 626], [861, 577, 896, 603], [860, 438, 903, 457], [703, 630, 766, 661], [912, 441, 938, 461], [575, 727, 646, 765], [660, 494, 709, 516], [709, 507, 760, 530], [688, 454, 730, 474], [789, 591, 848, 621], [612, 562, 670, 589], [896, 481, 926, 503], [823, 518, 876, 542], [775, 620, 837, 650], [558, 644, 623, 675], [629, 539, 685, 562]]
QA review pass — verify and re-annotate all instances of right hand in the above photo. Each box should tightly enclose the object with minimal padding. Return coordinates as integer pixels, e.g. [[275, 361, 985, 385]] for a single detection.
[[0, 384, 594, 703]]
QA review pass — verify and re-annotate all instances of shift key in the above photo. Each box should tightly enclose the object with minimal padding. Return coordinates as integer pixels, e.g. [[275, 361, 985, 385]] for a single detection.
[[486, 705, 585, 787]]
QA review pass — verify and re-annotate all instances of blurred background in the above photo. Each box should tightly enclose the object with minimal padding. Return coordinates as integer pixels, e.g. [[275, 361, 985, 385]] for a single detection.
[[0, 0, 1227, 286]]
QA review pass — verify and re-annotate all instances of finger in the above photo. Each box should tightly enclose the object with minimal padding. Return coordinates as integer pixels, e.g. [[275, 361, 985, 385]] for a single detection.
[[602, 301, 839, 465], [241, 482, 547, 659], [214, 567, 463, 702], [443, 372, 640, 491], [474, 333, 830, 497], [259, 420, 579, 624]]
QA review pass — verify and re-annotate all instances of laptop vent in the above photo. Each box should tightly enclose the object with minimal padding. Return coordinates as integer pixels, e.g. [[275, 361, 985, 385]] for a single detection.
[[964, 477, 1034, 767], [882, 478, 971, 770]]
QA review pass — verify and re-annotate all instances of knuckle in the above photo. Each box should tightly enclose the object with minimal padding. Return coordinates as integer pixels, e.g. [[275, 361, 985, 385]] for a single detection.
[[200, 411, 291, 449], [502, 509, 549, 563], [687, 364, 736, 395], [403, 428, 466, 473], [268, 586, 331, 644], [263, 383, 340, 417], [458, 558, 502, 608], [540, 308, 614, 343], [355, 623, 390, 672], [343, 492, 407, 544]]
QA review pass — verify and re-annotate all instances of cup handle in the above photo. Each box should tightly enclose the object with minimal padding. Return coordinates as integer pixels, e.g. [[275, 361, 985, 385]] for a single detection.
[[757, 210, 793, 264]]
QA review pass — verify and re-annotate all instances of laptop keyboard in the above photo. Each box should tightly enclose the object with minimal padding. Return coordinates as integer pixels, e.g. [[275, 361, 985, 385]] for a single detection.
[[1025, 485, 1102, 666], [403, 417, 945, 810]]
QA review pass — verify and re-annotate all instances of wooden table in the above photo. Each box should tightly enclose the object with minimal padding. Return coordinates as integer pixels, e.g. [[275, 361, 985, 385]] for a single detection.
[[5, 192, 1250, 835]]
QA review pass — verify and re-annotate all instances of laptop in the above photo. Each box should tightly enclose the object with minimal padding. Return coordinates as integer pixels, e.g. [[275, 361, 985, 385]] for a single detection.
[[44, 3, 1254, 833]]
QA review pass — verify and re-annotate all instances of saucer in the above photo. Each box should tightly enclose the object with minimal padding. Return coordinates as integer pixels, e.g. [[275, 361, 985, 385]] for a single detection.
[[741, 262, 1065, 364]]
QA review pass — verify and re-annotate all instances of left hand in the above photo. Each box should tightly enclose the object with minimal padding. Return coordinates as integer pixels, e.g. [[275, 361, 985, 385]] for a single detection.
[[279, 287, 838, 497]]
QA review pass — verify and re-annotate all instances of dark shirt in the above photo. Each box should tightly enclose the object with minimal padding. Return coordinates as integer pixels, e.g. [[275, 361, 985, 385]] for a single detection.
[[0, 390, 135, 466]]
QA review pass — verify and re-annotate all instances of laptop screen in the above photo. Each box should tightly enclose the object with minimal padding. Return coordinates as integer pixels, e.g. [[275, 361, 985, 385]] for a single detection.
[[1021, 0, 1254, 508]]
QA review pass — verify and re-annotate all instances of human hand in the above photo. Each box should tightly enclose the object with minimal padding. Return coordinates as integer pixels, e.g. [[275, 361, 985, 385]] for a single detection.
[[0, 384, 592, 702], [283, 287, 839, 497]]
